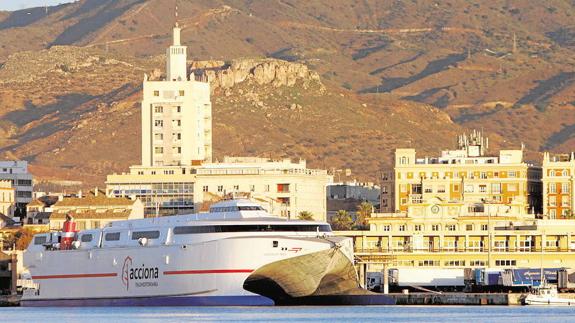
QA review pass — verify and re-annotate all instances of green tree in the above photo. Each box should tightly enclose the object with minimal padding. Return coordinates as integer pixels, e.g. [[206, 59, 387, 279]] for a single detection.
[[298, 211, 314, 221], [355, 201, 373, 229], [330, 210, 353, 231]]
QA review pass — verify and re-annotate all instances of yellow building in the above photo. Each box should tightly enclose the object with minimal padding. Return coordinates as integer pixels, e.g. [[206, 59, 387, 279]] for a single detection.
[[337, 212, 575, 272], [381, 131, 542, 217], [0, 180, 15, 218], [542, 152, 574, 219]]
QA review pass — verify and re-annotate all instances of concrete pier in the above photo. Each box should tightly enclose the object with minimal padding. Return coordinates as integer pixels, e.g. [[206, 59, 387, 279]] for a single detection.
[[388, 292, 523, 305]]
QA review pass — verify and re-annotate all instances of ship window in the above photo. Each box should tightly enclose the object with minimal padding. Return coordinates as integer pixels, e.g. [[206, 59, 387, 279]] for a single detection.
[[105, 232, 121, 241], [81, 234, 93, 243], [132, 230, 160, 240], [34, 236, 47, 245], [238, 206, 264, 211], [173, 224, 332, 234]]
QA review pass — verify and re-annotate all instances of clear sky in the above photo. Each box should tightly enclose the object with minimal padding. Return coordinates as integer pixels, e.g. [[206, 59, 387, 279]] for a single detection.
[[0, 0, 76, 11]]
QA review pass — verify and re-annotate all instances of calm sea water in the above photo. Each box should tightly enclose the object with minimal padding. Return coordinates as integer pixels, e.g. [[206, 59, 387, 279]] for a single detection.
[[3, 306, 575, 323]]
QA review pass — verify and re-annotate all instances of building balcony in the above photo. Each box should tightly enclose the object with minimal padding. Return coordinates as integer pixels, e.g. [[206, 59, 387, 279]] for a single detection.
[[353, 246, 570, 254]]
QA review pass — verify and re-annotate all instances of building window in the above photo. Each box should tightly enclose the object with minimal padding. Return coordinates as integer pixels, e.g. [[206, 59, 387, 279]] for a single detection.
[[507, 183, 517, 192], [491, 183, 501, 194], [424, 187, 433, 193], [437, 185, 446, 193], [418, 260, 439, 267], [176, 106, 181, 113], [233, 185, 239, 191], [549, 196, 556, 206], [464, 184, 474, 193], [562, 183, 570, 193], [398, 224, 406, 232], [480, 172, 487, 179], [217, 185, 223, 192], [495, 260, 516, 267], [153, 90, 159, 96], [470, 260, 486, 267], [412, 184, 422, 194], [400, 184, 407, 193], [481, 224, 488, 231], [277, 184, 290, 193], [550, 209, 556, 219], [479, 185, 487, 193], [250, 185, 255, 192], [466, 224, 473, 231], [446, 224, 456, 231], [382, 224, 391, 232], [453, 184, 459, 192], [445, 260, 465, 267], [154, 147, 163, 154], [179, 90, 185, 96], [431, 224, 440, 231], [202, 186, 208, 192], [508, 171, 517, 178], [154, 120, 163, 127], [563, 170, 569, 177], [414, 224, 422, 231], [549, 184, 557, 193], [154, 133, 163, 141], [154, 106, 163, 113]]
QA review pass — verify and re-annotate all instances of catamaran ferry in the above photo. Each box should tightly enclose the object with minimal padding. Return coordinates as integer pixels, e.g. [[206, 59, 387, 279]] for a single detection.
[[20, 199, 362, 306]]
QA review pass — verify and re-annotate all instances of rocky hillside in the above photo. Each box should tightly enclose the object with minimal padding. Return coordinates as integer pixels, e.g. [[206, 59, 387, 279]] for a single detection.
[[0, 45, 469, 185], [0, 0, 574, 184]]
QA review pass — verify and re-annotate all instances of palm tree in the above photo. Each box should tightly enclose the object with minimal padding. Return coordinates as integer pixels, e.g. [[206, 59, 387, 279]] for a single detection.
[[355, 201, 373, 229], [298, 211, 314, 221], [330, 210, 353, 231]]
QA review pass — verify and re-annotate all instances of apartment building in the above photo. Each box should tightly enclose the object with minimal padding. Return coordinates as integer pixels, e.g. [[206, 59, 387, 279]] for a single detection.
[[380, 131, 542, 218]]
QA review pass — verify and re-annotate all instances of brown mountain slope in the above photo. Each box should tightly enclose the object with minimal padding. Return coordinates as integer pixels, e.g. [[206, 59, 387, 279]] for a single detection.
[[1, 0, 574, 184], [0, 46, 469, 185]]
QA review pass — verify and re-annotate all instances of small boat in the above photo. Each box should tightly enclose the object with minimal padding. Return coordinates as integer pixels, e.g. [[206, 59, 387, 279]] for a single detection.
[[524, 284, 575, 306]]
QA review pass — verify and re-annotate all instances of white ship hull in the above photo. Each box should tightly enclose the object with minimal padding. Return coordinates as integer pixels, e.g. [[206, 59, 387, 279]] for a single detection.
[[22, 235, 353, 306], [524, 295, 575, 306]]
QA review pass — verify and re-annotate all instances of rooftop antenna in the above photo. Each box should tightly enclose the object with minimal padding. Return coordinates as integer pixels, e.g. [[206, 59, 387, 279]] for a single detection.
[[175, 0, 179, 27]]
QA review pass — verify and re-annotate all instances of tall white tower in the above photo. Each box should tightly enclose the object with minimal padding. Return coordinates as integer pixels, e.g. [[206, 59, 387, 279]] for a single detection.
[[166, 23, 187, 82], [140, 23, 212, 167]]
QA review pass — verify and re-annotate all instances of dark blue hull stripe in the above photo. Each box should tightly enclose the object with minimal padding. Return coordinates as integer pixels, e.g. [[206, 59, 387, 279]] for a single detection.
[[21, 295, 275, 307]]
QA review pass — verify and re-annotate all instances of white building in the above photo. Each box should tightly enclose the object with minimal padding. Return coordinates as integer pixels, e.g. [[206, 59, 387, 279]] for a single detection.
[[106, 157, 331, 220], [0, 161, 33, 221], [141, 22, 212, 167]]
